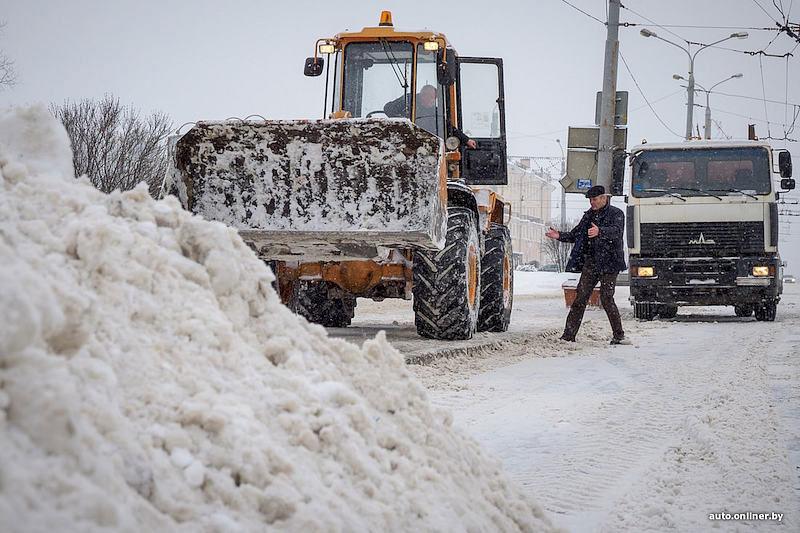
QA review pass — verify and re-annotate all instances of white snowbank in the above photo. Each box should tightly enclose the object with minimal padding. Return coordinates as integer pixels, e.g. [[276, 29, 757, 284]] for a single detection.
[[0, 106, 554, 532]]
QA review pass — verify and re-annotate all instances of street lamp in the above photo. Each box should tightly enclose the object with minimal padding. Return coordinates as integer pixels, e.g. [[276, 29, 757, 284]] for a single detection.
[[640, 28, 747, 140], [674, 73, 743, 139]]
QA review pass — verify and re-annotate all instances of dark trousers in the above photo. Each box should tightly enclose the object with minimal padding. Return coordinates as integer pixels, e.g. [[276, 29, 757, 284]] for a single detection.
[[563, 261, 624, 341]]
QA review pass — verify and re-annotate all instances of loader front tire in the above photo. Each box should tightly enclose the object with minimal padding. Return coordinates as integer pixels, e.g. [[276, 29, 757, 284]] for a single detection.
[[413, 208, 481, 340], [292, 280, 356, 328], [477, 224, 513, 332]]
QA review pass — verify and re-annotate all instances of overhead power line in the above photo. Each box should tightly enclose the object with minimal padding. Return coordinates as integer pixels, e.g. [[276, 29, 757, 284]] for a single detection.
[[751, 0, 783, 24], [620, 22, 775, 31], [620, 3, 689, 41], [618, 50, 683, 138], [702, 43, 795, 57], [559, 0, 605, 25], [707, 89, 800, 107]]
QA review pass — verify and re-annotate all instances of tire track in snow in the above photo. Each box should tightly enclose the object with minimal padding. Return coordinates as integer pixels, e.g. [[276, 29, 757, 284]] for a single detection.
[[428, 299, 800, 531]]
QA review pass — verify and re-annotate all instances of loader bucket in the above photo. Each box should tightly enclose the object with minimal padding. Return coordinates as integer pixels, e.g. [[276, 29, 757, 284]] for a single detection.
[[170, 119, 447, 260]]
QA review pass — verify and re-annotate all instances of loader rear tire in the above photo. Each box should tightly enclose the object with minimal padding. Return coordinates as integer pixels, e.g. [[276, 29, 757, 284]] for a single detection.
[[413, 208, 481, 340], [477, 224, 513, 332], [292, 280, 356, 328]]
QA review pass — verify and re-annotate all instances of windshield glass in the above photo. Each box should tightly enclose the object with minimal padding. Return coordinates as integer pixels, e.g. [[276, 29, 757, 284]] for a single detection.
[[414, 45, 446, 138], [459, 62, 502, 139], [342, 41, 413, 119], [632, 147, 771, 197]]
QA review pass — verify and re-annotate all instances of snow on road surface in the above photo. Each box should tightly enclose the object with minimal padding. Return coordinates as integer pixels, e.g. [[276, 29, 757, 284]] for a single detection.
[[347, 272, 799, 530], [402, 276, 800, 532], [0, 106, 554, 532]]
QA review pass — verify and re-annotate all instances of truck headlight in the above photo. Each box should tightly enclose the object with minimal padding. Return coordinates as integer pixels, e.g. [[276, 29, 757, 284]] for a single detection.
[[636, 266, 655, 277], [752, 266, 770, 276]]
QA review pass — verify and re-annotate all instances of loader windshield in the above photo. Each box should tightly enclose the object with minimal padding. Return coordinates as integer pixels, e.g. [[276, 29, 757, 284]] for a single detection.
[[342, 41, 413, 119]]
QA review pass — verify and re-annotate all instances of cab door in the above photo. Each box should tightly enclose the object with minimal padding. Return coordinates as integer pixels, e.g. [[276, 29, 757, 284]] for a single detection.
[[456, 57, 508, 185]]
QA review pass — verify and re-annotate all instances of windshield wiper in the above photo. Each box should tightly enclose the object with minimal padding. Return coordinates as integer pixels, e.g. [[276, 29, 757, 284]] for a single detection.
[[666, 186, 722, 200], [380, 39, 409, 91], [638, 188, 687, 201], [707, 188, 759, 200]]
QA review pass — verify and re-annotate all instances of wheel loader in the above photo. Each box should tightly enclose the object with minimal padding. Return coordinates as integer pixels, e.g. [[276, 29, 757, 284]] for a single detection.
[[167, 11, 514, 340]]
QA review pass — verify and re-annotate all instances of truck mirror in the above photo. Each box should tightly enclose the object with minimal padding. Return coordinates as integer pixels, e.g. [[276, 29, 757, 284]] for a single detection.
[[437, 50, 457, 86], [780, 178, 795, 191], [778, 150, 792, 178], [304, 57, 324, 77]]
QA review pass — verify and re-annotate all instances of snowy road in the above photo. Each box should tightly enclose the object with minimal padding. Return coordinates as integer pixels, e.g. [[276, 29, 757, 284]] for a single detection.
[[340, 273, 800, 531]]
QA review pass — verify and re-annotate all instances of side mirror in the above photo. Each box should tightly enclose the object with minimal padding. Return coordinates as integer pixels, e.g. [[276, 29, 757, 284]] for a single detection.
[[437, 50, 457, 86], [779, 150, 792, 178], [780, 178, 795, 191], [304, 57, 324, 77]]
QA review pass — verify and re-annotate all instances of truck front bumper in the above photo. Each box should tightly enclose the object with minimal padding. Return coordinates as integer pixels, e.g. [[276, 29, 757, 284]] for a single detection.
[[629, 256, 781, 306]]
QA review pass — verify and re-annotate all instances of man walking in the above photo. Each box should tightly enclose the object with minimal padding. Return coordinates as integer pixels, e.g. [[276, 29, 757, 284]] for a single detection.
[[545, 185, 628, 344]]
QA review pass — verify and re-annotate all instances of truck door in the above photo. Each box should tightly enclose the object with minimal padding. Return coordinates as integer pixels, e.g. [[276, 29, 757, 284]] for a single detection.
[[457, 57, 508, 185]]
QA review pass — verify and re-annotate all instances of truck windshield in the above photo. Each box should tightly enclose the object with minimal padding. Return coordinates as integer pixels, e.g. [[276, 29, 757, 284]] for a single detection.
[[632, 147, 771, 198], [342, 41, 414, 119]]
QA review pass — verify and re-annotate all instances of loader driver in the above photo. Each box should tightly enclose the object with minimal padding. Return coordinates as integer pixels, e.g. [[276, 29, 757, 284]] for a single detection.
[[384, 84, 477, 149]]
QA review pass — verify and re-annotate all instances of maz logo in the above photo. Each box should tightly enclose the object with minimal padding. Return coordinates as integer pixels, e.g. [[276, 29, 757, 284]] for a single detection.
[[688, 233, 716, 245]]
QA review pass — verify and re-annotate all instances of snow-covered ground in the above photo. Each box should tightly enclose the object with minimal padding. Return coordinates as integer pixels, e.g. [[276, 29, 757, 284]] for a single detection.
[[346, 271, 800, 531]]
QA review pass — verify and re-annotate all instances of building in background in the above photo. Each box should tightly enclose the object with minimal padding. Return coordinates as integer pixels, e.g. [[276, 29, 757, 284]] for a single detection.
[[493, 157, 555, 266]]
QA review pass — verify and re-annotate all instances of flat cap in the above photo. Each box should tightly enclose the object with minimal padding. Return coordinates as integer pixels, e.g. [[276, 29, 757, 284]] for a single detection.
[[585, 185, 606, 198]]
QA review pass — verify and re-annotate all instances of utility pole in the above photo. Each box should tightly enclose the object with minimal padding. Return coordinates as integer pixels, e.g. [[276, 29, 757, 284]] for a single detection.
[[596, 0, 620, 192], [686, 63, 696, 140]]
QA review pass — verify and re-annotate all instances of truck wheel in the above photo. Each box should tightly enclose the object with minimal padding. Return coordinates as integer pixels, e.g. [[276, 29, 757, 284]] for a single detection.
[[292, 280, 356, 328], [633, 301, 656, 321], [658, 304, 678, 319], [413, 208, 481, 340], [754, 300, 777, 322], [477, 224, 513, 332], [734, 304, 753, 317]]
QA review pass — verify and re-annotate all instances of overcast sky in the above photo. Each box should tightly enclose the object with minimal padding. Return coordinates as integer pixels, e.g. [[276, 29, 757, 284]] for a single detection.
[[3, 0, 799, 219]]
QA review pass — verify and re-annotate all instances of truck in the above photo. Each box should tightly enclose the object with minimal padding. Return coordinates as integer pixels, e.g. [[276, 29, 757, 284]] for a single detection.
[[626, 140, 794, 321], [167, 11, 513, 339]]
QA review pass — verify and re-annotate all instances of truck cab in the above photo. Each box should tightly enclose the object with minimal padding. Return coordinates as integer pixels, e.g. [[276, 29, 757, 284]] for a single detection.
[[626, 140, 793, 321]]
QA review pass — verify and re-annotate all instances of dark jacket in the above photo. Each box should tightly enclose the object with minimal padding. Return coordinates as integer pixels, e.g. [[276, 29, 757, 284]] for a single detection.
[[384, 94, 466, 141], [384, 93, 412, 118], [559, 203, 626, 273]]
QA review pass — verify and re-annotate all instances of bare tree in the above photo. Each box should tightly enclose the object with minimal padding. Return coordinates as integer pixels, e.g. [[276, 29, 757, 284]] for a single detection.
[[543, 221, 575, 272], [0, 22, 16, 88], [50, 95, 172, 196]]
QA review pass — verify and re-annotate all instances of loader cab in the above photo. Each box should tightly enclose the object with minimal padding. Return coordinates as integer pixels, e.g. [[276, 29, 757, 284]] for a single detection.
[[308, 13, 507, 185]]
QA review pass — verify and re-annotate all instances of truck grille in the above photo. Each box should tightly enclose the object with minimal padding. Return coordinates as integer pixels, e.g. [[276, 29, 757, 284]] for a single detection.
[[640, 222, 764, 257]]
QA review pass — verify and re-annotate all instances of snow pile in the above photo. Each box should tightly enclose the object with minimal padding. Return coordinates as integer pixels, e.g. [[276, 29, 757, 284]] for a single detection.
[[0, 106, 554, 532]]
